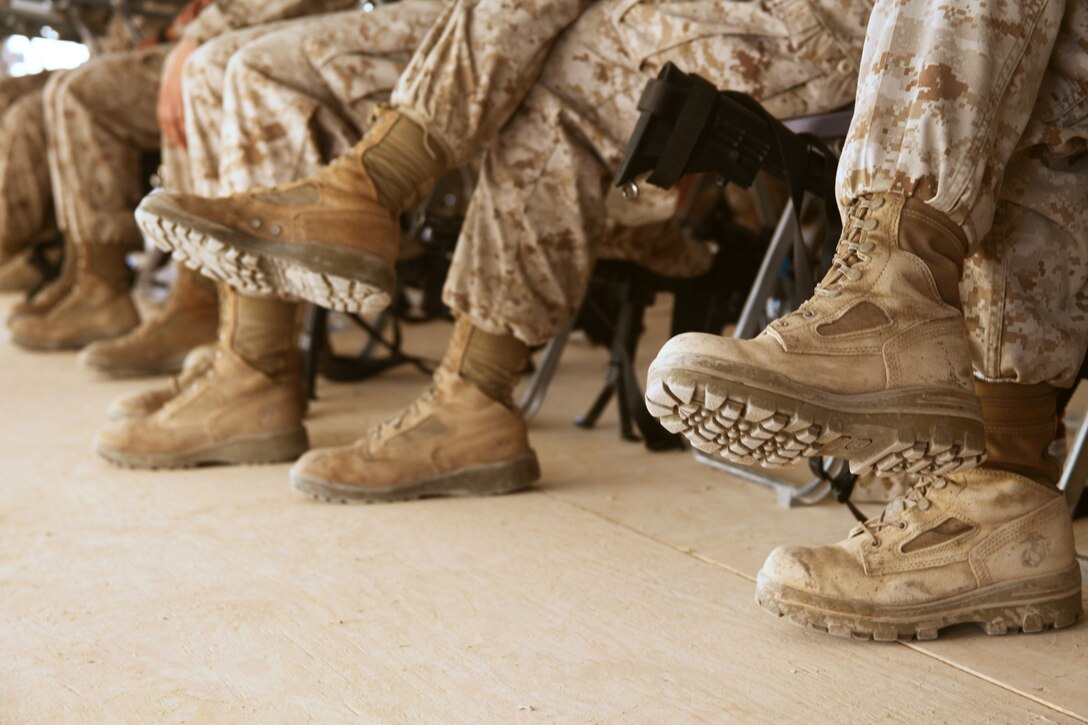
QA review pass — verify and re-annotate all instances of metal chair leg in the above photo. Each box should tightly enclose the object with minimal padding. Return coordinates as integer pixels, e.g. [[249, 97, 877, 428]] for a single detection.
[[1060, 413, 1088, 511], [733, 201, 797, 340], [519, 330, 571, 422]]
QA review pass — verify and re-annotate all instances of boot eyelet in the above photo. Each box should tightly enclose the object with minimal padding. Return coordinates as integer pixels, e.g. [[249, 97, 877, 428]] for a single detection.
[[898, 522, 907, 530], [870, 539, 881, 548], [250, 219, 262, 229], [801, 310, 816, 319], [270, 224, 283, 236]]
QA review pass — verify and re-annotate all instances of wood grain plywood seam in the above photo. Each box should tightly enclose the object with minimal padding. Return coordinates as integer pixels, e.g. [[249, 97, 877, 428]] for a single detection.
[[901, 643, 1088, 723], [543, 491, 755, 583]]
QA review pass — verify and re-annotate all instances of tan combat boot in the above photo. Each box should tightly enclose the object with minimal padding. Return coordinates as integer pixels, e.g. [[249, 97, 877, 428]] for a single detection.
[[95, 291, 308, 468], [755, 469, 1083, 640], [7, 239, 76, 321], [850, 471, 914, 504], [135, 110, 448, 314], [8, 241, 138, 350], [848, 381, 1065, 503], [647, 194, 984, 476], [290, 318, 540, 503], [79, 265, 218, 377], [0, 249, 43, 293], [105, 344, 215, 421]]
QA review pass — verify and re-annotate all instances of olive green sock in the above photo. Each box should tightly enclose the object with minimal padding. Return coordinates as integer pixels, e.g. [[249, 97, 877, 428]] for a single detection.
[[363, 112, 449, 213], [444, 317, 530, 408], [975, 380, 1062, 489], [221, 288, 301, 380]]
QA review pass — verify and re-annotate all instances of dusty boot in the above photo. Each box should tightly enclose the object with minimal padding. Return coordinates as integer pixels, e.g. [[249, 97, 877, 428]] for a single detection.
[[135, 110, 448, 314], [8, 243, 138, 351], [849, 382, 1064, 503], [7, 238, 76, 321], [79, 265, 218, 377], [0, 250, 44, 293], [850, 471, 915, 504], [647, 194, 984, 476], [290, 317, 539, 502], [106, 344, 216, 421], [95, 291, 307, 468], [755, 469, 1083, 640]]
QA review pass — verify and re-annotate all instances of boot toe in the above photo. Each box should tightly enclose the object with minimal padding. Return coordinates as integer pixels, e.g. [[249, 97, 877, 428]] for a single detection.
[[95, 418, 144, 453], [95, 422, 137, 463], [652, 331, 726, 366], [759, 545, 820, 593], [106, 387, 172, 421], [78, 338, 120, 369], [7, 312, 39, 338], [291, 446, 353, 486]]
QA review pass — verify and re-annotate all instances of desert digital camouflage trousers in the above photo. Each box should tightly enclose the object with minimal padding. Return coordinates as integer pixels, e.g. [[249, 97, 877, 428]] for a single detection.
[[0, 72, 54, 262], [184, 1, 444, 197], [391, 0, 872, 345], [839, 0, 1088, 387], [190, 0, 716, 282], [45, 43, 189, 251]]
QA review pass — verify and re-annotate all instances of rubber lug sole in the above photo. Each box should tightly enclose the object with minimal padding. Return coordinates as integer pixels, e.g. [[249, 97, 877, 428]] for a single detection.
[[290, 452, 542, 504], [95, 427, 309, 470], [10, 326, 136, 352], [755, 565, 1084, 641], [136, 196, 394, 314], [646, 367, 985, 476]]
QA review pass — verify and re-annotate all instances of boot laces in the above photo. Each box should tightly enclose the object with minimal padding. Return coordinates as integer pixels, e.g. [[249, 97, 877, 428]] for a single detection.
[[853, 475, 949, 547], [371, 384, 439, 440], [814, 197, 882, 298]]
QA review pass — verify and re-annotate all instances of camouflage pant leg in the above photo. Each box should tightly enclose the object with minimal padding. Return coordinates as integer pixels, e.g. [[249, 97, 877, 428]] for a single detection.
[[0, 78, 54, 260], [183, 24, 293, 197], [443, 0, 868, 345], [390, 0, 591, 163], [43, 71, 75, 241], [0, 73, 51, 114], [217, 2, 444, 194], [961, 1, 1088, 387], [47, 44, 171, 248], [836, 0, 1066, 247], [159, 138, 195, 196], [963, 157, 1088, 388]]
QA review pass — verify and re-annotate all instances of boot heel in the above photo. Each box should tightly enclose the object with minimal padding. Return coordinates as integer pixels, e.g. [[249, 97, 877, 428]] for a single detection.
[[216, 427, 310, 466], [978, 590, 1084, 635]]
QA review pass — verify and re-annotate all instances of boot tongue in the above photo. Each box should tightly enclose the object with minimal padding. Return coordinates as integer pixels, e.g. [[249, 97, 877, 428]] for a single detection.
[[897, 197, 968, 308], [370, 381, 441, 444], [850, 476, 947, 539]]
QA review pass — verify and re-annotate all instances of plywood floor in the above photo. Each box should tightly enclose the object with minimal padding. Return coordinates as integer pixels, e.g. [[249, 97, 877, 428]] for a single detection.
[[1, 291, 1086, 723]]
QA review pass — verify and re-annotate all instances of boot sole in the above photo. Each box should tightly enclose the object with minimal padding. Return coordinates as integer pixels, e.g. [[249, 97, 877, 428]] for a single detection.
[[290, 452, 542, 504], [646, 354, 985, 477], [755, 564, 1084, 641], [10, 325, 137, 352], [136, 195, 395, 314], [95, 427, 309, 470], [78, 350, 187, 379]]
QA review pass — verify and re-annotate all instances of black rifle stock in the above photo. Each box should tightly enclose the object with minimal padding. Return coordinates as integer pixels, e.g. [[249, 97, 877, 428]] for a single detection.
[[615, 62, 839, 206]]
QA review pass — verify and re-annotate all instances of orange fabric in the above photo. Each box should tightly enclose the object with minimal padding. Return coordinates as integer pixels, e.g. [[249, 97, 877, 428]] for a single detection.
[[165, 0, 216, 41]]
